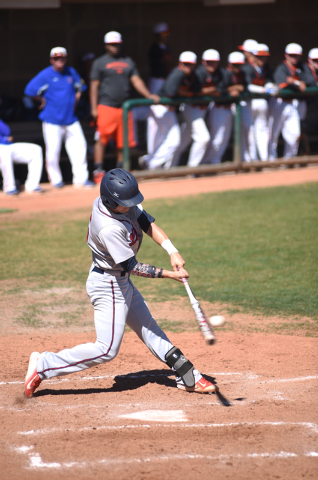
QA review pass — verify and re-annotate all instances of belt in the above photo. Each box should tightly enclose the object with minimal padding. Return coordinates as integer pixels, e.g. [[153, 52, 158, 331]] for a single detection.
[[92, 266, 126, 277]]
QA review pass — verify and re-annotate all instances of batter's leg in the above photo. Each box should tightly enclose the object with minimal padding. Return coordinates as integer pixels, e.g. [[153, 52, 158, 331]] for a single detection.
[[42, 122, 64, 186], [126, 284, 203, 386], [36, 271, 132, 380], [64, 121, 89, 185], [10, 143, 43, 191]]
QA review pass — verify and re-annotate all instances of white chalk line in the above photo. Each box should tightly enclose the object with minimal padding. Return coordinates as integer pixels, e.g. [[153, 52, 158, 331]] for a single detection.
[[1, 373, 317, 387], [12, 445, 318, 470], [18, 421, 318, 437]]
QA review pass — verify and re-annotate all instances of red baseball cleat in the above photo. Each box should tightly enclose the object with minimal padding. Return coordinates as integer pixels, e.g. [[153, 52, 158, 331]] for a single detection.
[[24, 352, 42, 398], [177, 376, 219, 394]]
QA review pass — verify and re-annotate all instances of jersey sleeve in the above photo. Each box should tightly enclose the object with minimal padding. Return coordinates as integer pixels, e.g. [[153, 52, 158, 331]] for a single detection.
[[273, 64, 290, 89], [162, 68, 184, 97], [99, 224, 135, 265], [24, 69, 49, 97], [0, 119, 12, 144], [70, 67, 87, 92], [135, 204, 155, 233], [129, 59, 140, 78], [301, 64, 317, 86], [90, 58, 102, 81]]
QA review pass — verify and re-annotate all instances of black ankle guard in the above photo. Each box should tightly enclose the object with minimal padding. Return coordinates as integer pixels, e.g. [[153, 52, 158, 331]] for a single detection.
[[165, 346, 195, 388]]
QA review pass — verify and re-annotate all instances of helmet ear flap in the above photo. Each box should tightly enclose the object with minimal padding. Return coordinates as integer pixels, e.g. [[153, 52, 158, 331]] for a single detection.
[[101, 194, 118, 209]]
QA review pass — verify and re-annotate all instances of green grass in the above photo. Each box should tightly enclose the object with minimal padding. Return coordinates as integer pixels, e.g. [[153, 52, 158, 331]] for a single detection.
[[1, 183, 317, 325]]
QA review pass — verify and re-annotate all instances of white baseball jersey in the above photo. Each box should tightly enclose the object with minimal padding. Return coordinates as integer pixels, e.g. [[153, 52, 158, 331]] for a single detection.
[[87, 198, 155, 271]]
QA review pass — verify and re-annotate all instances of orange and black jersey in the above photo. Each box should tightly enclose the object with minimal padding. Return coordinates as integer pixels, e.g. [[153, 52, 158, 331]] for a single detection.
[[90, 53, 139, 108], [222, 67, 248, 91], [304, 63, 318, 86], [194, 64, 225, 93], [273, 61, 313, 90], [157, 66, 201, 97], [242, 61, 273, 87]]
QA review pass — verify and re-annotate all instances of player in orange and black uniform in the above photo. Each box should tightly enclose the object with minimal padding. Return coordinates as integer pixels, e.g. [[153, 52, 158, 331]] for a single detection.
[[243, 43, 276, 161], [90, 31, 159, 181], [268, 43, 313, 160]]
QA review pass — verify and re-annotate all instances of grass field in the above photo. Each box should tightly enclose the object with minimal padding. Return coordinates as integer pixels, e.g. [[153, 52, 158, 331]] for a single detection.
[[1, 183, 317, 331]]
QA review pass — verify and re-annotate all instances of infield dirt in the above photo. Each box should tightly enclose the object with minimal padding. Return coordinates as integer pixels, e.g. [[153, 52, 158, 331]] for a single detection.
[[1, 167, 317, 480]]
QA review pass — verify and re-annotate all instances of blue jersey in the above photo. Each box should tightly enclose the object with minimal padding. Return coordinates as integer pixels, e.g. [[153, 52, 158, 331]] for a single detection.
[[0, 119, 12, 145], [24, 66, 86, 126]]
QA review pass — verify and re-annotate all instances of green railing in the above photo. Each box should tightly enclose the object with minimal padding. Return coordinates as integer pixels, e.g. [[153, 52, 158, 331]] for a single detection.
[[122, 86, 318, 177]]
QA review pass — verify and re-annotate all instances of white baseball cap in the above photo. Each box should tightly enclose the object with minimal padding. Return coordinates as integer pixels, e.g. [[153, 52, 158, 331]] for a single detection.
[[104, 31, 122, 44], [179, 51, 197, 64], [285, 43, 302, 55], [50, 46, 67, 58], [252, 43, 270, 56], [238, 39, 258, 53], [228, 51, 245, 64], [153, 22, 169, 35], [308, 48, 318, 60], [202, 49, 220, 61]]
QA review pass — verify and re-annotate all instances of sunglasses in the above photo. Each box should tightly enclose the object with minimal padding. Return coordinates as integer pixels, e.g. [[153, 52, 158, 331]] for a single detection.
[[107, 43, 121, 47], [52, 56, 66, 61], [288, 54, 301, 58]]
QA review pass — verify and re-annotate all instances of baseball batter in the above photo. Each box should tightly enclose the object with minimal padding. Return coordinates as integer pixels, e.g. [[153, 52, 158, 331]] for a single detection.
[[24, 47, 93, 188], [25, 169, 218, 398]]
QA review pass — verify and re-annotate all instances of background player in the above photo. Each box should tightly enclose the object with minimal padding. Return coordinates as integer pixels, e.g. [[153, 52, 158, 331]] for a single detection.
[[90, 31, 159, 181], [25, 168, 218, 398], [243, 43, 277, 161], [139, 51, 199, 170], [0, 118, 43, 195], [268, 43, 313, 160], [24, 47, 93, 189]]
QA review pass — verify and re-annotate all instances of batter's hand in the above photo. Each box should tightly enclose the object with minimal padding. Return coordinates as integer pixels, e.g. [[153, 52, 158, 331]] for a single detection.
[[168, 267, 189, 283], [170, 252, 186, 271]]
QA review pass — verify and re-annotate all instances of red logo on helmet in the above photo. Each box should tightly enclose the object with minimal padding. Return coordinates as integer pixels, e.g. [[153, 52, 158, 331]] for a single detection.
[[129, 225, 138, 246]]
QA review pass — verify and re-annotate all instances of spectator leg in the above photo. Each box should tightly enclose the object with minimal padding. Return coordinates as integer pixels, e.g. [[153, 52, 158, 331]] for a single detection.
[[241, 101, 255, 162], [187, 108, 210, 168], [203, 106, 234, 164], [0, 144, 16, 193], [10, 143, 43, 191], [64, 121, 89, 185], [148, 109, 180, 170], [268, 100, 284, 160], [252, 98, 269, 161], [281, 104, 300, 158], [42, 122, 64, 186]]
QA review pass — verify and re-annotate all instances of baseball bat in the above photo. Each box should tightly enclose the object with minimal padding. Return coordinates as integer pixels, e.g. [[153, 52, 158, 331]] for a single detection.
[[179, 271, 216, 345]]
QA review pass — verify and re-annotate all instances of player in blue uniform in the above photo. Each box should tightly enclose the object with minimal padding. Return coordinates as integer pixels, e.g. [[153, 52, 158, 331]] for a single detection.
[[24, 47, 94, 188]]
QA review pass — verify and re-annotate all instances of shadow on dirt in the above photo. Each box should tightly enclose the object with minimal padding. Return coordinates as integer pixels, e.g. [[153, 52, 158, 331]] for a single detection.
[[34, 369, 219, 397]]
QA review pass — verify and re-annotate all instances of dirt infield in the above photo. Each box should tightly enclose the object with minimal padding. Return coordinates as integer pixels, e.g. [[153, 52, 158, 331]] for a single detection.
[[1, 167, 318, 480]]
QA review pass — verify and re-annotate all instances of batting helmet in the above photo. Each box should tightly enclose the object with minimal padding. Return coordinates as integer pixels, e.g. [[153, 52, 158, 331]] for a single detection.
[[100, 168, 144, 208]]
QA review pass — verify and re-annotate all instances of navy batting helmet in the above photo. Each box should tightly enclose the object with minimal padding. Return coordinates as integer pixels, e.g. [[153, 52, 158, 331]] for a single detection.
[[100, 169, 144, 208]]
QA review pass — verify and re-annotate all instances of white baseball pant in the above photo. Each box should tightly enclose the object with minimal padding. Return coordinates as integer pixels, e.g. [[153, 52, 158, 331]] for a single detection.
[[268, 99, 301, 159], [37, 268, 202, 386], [202, 104, 233, 164], [171, 104, 210, 168], [146, 105, 180, 170], [0, 142, 43, 193], [42, 121, 89, 186], [251, 98, 269, 161], [241, 100, 256, 162]]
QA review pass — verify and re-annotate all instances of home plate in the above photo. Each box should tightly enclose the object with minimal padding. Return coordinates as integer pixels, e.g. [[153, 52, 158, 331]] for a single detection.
[[120, 410, 187, 422]]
